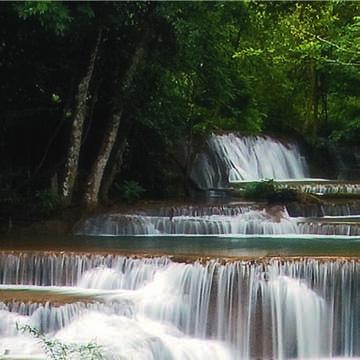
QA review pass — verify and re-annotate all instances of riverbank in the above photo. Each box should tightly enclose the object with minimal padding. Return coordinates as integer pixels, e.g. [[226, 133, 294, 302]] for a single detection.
[[2, 193, 360, 238]]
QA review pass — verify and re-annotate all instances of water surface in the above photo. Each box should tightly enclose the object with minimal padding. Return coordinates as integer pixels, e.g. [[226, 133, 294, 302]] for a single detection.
[[1, 234, 360, 258]]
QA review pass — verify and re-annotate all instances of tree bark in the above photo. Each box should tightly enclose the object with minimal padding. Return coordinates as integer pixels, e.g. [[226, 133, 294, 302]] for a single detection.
[[83, 111, 122, 207], [60, 30, 102, 206], [99, 133, 128, 204], [305, 61, 320, 138], [83, 30, 151, 209]]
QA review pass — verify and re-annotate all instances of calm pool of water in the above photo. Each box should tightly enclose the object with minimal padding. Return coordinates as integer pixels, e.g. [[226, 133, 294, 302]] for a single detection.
[[1, 234, 359, 257]]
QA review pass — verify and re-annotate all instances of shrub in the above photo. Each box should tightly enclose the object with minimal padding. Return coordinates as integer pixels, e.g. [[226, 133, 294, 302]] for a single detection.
[[114, 180, 145, 204], [242, 180, 276, 200], [34, 189, 60, 216], [241, 180, 298, 204], [16, 323, 104, 359]]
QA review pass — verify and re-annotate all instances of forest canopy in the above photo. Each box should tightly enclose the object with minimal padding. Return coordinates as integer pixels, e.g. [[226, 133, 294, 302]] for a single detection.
[[0, 1, 359, 213]]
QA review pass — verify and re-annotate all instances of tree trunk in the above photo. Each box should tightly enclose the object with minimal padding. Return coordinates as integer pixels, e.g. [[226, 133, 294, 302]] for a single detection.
[[305, 61, 320, 139], [83, 111, 122, 207], [60, 31, 102, 206], [312, 69, 319, 138], [99, 133, 128, 204], [83, 30, 151, 209]]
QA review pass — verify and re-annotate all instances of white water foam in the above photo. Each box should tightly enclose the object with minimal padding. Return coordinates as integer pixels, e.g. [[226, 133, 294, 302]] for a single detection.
[[191, 134, 309, 189], [0, 255, 358, 359]]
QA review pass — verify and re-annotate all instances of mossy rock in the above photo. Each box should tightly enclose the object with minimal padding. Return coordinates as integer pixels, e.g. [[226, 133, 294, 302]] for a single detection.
[[319, 192, 360, 200], [231, 180, 323, 205], [231, 180, 360, 204], [296, 191, 323, 205], [231, 182, 289, 203]]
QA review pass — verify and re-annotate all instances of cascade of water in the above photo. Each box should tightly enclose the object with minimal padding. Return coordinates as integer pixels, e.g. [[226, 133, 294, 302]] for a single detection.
[[0, 253, 169, 286], [78, 209, 299, 236], [299, 222, 360, 236], [0, 254, 359, 359], [0, 301, 133, 334], [286, 202, 360, 217], [190, 134, 309, 189], [257, 275, 328, 359], [56, 311, 233, 360], [143, 201, 360, 220], [152, 204, 255, 217], [286, 183, 360, 195], [78, 208, 360, 236]]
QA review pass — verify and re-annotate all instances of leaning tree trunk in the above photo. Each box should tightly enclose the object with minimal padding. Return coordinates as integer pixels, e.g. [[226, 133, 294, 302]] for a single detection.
[[99, 132, 128, 204], [83, 32, 151, 209], [60, 31, 102, 206], [305, 60, 320, 139]]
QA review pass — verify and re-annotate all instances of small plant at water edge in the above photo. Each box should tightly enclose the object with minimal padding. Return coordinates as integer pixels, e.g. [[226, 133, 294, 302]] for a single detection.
[[34, 189, 60, 216], [242, 180, 276, 200], [114, 180, 145, 204], [16, 323, 105, 360], [239, 180, 298, 204]]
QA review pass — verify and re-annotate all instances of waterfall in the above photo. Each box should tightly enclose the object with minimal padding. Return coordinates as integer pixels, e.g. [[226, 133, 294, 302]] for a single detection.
[[298, 221, 360, 236], [287, 202, 360, 217], [0, 253, 359, 359], [146, 204, 255, 217], [0, 253, 169, 286], [77, 209, 300, 236], [191, 134, 309, 189], [77, 208, 360, 236], [286, 183, 360, 195], [0, 301, 132, 333]]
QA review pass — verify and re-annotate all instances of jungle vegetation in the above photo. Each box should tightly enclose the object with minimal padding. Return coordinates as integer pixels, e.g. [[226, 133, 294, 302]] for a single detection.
[[0, 1, 359, 218]]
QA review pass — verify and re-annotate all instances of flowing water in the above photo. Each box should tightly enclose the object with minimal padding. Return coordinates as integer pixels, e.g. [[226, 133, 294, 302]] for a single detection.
[[191, 134, 309, 189], [1, 132, 359, 359], [190, 134, 360, 196], [285, 183, 360, 194], [78, 210, 299, 236], [78, 208, 360, 236], [0, 254, 359, 359], [286, 202, 360, 217]]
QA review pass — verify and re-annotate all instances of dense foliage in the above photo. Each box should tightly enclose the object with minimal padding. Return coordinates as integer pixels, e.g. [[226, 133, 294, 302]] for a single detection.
[[0, 1, 359, 217], [238, 180, 299, 204]]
